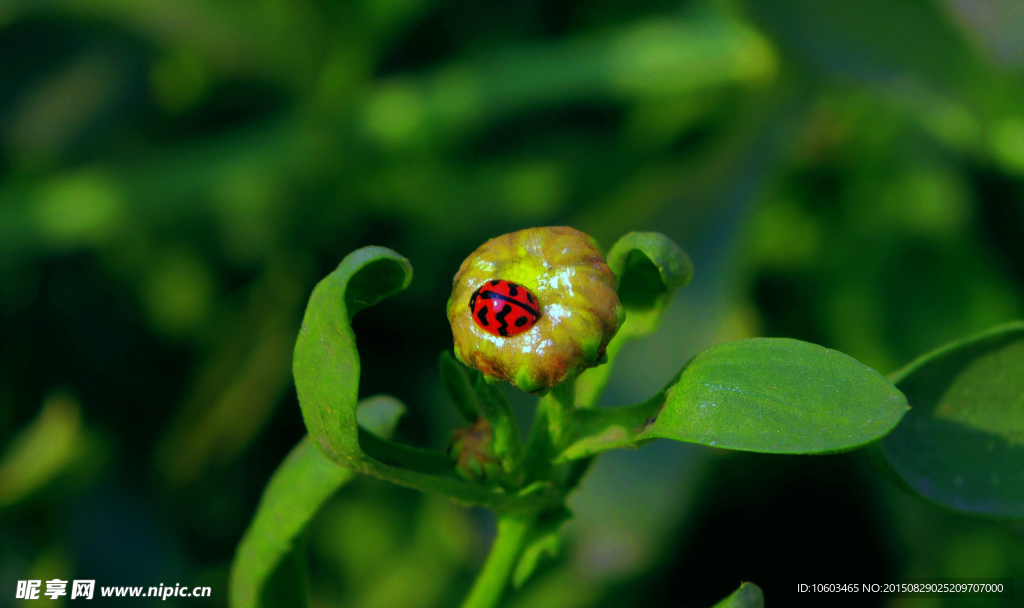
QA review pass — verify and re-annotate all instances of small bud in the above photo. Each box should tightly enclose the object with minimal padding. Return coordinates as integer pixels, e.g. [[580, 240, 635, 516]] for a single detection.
[[447, 226, 624, 393], [449, 418, 503, 481]]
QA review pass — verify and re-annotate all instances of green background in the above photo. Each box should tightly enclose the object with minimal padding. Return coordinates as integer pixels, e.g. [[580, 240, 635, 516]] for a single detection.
[[1, 0, 1023, 606]]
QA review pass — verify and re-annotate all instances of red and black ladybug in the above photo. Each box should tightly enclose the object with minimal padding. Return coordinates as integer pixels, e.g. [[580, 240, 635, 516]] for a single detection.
[[469, 280, 540, 337]]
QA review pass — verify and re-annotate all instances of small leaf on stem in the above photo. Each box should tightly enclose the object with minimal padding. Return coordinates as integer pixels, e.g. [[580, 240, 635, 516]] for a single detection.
[[473, 375, 524, 474], [512, 507, 571, 588], [440, 351, 482, 422]]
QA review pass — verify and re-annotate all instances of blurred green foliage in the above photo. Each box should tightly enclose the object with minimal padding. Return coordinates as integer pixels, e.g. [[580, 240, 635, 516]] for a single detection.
[[1, 0, 1023, 606]]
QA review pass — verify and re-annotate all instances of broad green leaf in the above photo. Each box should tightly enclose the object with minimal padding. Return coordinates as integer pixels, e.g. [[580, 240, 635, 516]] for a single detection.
[[711, 582, 764, 608], [229, 436, 352, 608], [439, 351, 481, 423], [656, 339, 907, 452], [512, 507, 571, 589], [879, 322, 1024, 520], [576, 232, 693, 408], [293, 246, 555, 512], [230, 397, 406, 608], [561, 338, 907, 459]]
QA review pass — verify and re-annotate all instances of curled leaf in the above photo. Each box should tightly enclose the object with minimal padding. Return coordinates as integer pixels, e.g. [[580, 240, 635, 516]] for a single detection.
[[293, 246, 555, 512], [606, 231, 694, 321], [576, 231, 693, 407], [294, 246, 412, 468]]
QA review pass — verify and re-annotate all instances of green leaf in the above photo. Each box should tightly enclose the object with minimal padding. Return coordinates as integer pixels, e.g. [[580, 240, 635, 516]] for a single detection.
[[576, 232, 693, 408], [711, 582, 764, 608], [560, 338, 908, 459], [879, 322, 1024, 520], [512, 507, 571, 589], [230, 397, 406, 608], [606, 231, 693, 315], [473, 375, 523, 475], [294, 246, 412, 467], [355, 394, 407, 438], [293, 246, 556, 512], [229, 435, 352, 608], [656, 339, 907, 453], [440, 351, 481, 422], [258, 550, 308, 608]]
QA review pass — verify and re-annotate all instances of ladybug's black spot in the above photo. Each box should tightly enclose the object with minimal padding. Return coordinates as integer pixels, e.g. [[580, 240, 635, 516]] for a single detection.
[[526, 292, 534, 303], [477, 306, 489, 326], [507, 283, 519, 297], [514, 316, 527, 327], [490, 279, 500, 286], [495, 303, 513, 336]]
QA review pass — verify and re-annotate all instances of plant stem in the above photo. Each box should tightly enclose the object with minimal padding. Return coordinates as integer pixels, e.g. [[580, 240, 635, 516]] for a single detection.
[[543, 381, 575, 447], [460, 515, 533, 608], [522, 379, 575, 483]]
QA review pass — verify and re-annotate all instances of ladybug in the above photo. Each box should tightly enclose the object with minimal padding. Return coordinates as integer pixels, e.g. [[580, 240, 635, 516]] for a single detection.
[[469, 279, 540, 337]]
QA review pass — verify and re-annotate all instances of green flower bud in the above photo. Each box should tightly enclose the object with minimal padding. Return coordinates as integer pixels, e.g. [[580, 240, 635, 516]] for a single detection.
[[447, 226, 624, 393]]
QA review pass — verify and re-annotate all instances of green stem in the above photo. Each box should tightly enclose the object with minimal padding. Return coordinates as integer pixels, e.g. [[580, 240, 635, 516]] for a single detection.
[[574, 328, 632, 408], [543, 381, 574, 447], [522, 379, 575, 483], [460, 515, 533, 608], [358, 430, 455, 475]]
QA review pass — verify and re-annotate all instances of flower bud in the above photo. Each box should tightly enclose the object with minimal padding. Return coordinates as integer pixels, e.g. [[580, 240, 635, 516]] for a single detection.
[[448, 418, 503, 481], [447, 226, 624, 393]]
